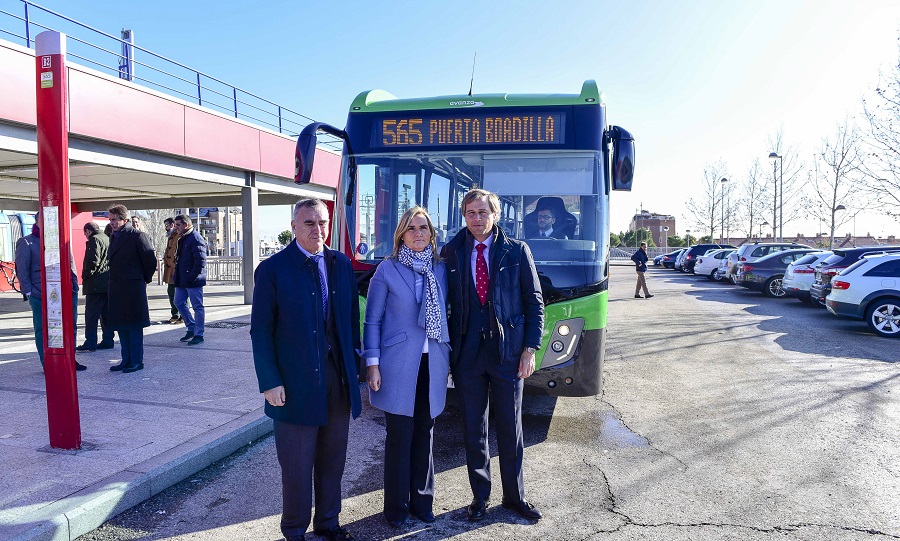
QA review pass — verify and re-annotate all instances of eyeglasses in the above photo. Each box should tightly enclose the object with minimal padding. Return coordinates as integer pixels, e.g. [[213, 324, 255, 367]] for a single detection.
[[537, 214, 554, 221]]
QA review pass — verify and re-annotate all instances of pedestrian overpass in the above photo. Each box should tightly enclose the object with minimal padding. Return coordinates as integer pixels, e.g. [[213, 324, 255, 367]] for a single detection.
[[0, 6, 344, 302]]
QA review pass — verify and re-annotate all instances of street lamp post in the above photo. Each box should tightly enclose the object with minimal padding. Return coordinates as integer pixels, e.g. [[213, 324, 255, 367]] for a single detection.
[[720, 177, 728, 244], [830, 204, 846, 249], [686, 229, 691, 247], [769, 152, 783, 242], [663, 225, 669, 251], [761, 221, 770, 240]]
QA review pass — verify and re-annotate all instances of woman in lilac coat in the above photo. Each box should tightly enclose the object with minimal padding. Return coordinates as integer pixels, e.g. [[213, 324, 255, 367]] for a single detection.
[[363, 206, 450, 528]]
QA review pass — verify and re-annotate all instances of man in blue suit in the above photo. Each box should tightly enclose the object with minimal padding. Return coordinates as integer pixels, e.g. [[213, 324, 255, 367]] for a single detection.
[[441, 188, 545, 522], [251, 198, 361, 541]]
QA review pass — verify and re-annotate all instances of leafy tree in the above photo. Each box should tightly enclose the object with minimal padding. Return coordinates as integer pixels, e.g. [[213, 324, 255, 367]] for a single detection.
[[610, 232, 622, 247], [277, 230, 293, 246]]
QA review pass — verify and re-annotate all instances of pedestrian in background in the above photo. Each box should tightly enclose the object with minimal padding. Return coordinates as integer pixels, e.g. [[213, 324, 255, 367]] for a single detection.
[[631, 242, 653, 299], [364, 207, 450, 528], [161, 217, 182, 324], [251, 198, 361, 541], [76, 221, 114, 352], [173, 214, 207, 346], [441, 188, 544, 522], [14, 213, 85, 371], [107, 204, 157, 373]]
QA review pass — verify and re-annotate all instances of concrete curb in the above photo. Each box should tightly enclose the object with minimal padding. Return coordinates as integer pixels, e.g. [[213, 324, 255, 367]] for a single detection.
[[6, 409, 273, 541]]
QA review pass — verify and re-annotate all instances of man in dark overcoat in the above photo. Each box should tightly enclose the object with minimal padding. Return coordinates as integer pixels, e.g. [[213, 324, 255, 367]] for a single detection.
[[106, 204, 157, 373], [251, 198, 361, 541], [77, 221, 114, 352], [440, 188, 545, 522]]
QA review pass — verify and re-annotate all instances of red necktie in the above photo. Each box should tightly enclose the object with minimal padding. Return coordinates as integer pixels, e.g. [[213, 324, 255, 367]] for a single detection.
[[475, 243, 489, 305]]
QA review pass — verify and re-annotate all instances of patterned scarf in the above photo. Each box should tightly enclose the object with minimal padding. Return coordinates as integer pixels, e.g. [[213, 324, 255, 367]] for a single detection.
[[397, 245, 441, 340]]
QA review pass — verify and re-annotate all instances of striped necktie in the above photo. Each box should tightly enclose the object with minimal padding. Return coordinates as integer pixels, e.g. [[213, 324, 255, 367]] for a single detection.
[[311, 254, 327, 317]]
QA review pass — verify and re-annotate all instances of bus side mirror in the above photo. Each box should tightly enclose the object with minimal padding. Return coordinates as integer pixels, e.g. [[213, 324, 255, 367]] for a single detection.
[[610, 126, 635, 191], [294, 122, 347, 184]]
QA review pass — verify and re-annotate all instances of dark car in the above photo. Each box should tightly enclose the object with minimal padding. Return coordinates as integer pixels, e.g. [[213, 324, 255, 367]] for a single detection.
[[682, 243, 736, 273], [737, 248, 820, 297], [809, 245, 900, 307], [660, 249, 683, 269]]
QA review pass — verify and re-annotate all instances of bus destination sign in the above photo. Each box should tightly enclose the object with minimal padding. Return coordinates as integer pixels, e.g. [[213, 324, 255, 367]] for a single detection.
[[374, 112, 565, 147]]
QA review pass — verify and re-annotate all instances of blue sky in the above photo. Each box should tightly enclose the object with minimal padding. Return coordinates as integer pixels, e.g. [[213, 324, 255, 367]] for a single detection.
[[11, 0, 900, 240]]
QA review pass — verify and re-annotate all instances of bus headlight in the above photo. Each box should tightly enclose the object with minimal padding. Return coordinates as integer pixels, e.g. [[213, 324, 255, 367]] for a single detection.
[[539, 318, 584, 369]]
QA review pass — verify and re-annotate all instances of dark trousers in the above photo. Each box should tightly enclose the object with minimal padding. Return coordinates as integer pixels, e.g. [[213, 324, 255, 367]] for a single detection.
[[29, 292, 78, 367], [118, 327, 144, 367], [383, 355, 434, 521], [167, 283, 178, 318], [275, 359, 350, 538], [83, 293, 114, 347], [453, 336, 525, 504]]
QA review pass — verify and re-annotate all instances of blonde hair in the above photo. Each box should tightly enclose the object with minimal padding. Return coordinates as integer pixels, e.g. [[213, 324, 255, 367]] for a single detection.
[[392, 206, 439, 259], [460, 188, 501, 218]]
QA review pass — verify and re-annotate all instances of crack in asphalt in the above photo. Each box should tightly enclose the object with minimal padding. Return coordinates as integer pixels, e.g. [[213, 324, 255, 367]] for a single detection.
[[599, 398, 689, 470]]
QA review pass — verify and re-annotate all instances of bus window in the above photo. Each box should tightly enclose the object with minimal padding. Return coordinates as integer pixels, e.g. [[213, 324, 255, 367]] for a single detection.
[[426, 172, 451, 245]]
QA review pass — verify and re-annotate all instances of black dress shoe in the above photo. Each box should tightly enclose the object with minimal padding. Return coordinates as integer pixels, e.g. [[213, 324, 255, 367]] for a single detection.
[[122, 363, 144, 373], [501, 499, 542, 520], [467, 499, 488, 521], [385, 514, 408, 528], [75, 344, 96, 352], [634, 294, 643, 298], [312, 526, 353, 540], [109, 362, 126, 372], [75, 362, 87, 371], [180, 331, 194, 342], [412, 509, 436, 523], [645, 294, 654, 298], [96, 341, 114, 350]]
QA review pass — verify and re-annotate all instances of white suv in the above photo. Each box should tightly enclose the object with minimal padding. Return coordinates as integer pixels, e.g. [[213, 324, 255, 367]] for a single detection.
[[826, 252, 900, 337], [725, 242, 811, 283]]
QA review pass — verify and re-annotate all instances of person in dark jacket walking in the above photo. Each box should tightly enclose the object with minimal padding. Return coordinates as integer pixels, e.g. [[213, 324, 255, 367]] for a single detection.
[[15, 215, 85, 371], [107, 204, 157, 373], [76, 221, 114, 352], [440, 188, 544, 522], [631, 242, 653, 298], [173, 214, 207, 346], [251, 198, 362, 541]]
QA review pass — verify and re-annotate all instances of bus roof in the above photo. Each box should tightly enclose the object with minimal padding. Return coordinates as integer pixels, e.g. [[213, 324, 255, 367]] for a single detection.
[[349, 80, 603, 113]]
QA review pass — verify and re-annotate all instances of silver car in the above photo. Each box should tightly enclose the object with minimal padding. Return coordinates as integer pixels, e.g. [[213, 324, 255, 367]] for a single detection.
[[783, 251, 830, 303], [725, 242, 812, 283]]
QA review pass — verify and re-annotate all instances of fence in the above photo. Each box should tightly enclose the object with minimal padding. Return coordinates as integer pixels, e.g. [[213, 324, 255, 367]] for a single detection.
[[0, 0, 342, 149], [156, 257, 243, 285]]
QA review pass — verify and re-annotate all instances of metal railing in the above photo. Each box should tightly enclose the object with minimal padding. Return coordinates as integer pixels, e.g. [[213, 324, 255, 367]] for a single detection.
[[0, 0, 343, 149]]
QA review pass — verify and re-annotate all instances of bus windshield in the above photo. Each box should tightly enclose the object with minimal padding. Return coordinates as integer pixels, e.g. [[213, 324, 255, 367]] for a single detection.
[[354, 150, 606, 291]]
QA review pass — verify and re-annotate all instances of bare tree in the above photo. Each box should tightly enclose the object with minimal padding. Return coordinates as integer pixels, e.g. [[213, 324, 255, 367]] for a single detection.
[[686, 162, 728, 240], [135, 209, 175, 259], [734, 158, 770, 240], [862, 45, 900, 221], [765, 127, 805, 241], [806, 119, 867, 249]]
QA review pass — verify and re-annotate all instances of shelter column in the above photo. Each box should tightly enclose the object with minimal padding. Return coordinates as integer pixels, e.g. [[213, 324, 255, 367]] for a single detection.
[[35, 30, 81, 449], [241, 172, 258, 305]]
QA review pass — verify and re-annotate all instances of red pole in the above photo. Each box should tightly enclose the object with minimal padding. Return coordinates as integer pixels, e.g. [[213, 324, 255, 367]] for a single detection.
[[35, 31, 81, 450]]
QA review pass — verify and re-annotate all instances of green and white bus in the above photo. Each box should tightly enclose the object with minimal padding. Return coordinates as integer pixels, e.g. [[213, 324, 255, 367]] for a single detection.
[[295, 80, 635, 396]]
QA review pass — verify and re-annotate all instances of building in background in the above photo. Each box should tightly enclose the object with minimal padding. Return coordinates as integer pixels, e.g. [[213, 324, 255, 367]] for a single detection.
[[172, 208, 243, 257], [629, 210, 676, 246]]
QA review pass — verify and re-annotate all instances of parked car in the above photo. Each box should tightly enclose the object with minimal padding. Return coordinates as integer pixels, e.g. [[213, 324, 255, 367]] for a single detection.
[[725, 241, 812, 284], [693, 248, 735, 281], [682, 243, 736, 273], [661, 249, 684, 269], [810, 245, 900, 307], [825, 252, 900, 337], [674, 248, 688, 271], [782, 251, 831, 303], [737, 248, 820, 297]]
